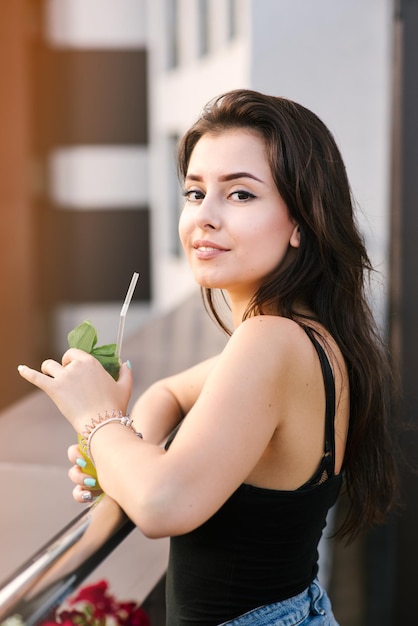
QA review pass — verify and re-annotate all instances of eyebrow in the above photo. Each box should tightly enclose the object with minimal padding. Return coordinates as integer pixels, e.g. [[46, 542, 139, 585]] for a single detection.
[[185, 171, 265, 184]]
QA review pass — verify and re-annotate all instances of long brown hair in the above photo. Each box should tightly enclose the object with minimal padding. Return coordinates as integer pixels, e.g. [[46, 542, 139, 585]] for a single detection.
[[177, 89, 399, 541]]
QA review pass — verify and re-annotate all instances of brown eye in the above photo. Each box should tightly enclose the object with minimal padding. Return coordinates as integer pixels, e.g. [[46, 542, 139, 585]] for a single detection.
[[230, 190, 256, 201], [184, 189, 205, 201]]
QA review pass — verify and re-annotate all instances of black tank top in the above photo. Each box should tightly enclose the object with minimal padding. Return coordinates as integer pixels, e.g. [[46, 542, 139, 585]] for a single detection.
[[165, 327, 343, 625]]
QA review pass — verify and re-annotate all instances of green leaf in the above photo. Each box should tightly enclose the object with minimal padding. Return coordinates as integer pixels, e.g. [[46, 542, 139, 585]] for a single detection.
[[68, 320, 120, 380], [91, 343, 117, 357], [93, 354, 121, 380], [67, 320, 97, 353]]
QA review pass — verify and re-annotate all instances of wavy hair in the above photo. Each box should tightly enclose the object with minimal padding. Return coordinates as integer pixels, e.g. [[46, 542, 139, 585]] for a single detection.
[[177, 89, 399, 541]]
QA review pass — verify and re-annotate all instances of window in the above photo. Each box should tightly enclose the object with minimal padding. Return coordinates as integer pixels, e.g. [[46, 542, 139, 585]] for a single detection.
[[165, 0, 179, 69], [197, 0, 209, 57], [226, 0, 238, 41], [168, 134, 182, 256]]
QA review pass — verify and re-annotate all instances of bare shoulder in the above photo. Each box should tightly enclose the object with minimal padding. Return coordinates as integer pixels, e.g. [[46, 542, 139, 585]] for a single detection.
[[224, 314, 347, 391], [223, 315, 349, 488], [226, 315, 312, 363]]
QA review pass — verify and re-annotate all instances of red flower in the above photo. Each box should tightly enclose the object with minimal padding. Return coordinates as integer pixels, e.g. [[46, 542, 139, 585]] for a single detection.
[[116, 602, 150, 626], [69, 580, 116, 617], [40, 579, 150, 625]]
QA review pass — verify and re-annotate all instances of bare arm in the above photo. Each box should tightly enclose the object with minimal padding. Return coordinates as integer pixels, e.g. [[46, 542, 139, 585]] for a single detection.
[[18, 317, 308, 538], [129, 355, 220, 445], [85, 317, 289, 537]]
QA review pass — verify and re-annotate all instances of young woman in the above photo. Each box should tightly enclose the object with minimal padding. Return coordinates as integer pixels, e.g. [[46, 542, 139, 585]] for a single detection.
[[18, 89, 398, 625]]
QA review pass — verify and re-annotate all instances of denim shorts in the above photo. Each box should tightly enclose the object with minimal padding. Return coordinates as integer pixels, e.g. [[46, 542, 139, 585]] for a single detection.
[[219, 579, 339, 626]]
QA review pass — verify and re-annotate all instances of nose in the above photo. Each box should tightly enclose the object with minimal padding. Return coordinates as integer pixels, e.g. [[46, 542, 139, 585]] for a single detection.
[[194, 193, 220, 230]]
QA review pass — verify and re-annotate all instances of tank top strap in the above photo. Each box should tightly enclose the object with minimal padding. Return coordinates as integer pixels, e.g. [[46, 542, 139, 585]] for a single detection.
[[303, 326, 337, 475]]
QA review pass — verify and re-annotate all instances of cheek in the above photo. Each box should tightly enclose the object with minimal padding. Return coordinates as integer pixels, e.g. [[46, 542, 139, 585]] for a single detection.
[[249, 216, 285, 244], [178, 210, 190, 248], [178, 210, 186, 237], [251, 219, 293, 260]]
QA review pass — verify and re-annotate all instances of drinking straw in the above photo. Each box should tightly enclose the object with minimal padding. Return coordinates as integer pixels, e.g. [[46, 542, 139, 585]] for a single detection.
[[115, 272, 140, 358]]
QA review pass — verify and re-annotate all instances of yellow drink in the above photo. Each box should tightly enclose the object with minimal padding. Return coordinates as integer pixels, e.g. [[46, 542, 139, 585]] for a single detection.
[[77, 432, 100, 487]]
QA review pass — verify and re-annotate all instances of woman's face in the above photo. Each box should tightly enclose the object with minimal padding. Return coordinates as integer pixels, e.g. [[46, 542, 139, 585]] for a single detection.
[[178, 128, 299, 302]]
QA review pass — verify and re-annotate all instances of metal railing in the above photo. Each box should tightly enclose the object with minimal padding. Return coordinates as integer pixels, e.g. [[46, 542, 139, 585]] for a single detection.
[[0, 495, 134, 625]]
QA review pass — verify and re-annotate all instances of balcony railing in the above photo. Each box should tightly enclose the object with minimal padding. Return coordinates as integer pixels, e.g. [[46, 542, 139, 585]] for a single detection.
[[0, 495, 134, 623]]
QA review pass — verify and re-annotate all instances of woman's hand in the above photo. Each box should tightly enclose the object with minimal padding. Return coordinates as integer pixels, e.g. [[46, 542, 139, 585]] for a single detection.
[[67, 443, 103, 503], [17, 349, 133, 434]]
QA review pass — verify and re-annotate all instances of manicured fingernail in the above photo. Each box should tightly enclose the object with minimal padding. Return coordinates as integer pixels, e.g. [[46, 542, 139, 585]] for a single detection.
[[17, 365, 24, 372], [76, 457, 87, 469], [126, 359, 132, 370], [83, 477, 97, 488], [81, 491, 93, 502]]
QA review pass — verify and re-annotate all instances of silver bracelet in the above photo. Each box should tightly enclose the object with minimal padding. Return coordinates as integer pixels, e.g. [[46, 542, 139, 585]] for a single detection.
[[81, 410, 143, 467]]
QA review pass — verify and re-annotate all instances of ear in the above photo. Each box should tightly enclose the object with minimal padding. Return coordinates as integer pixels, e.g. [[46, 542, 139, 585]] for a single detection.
[[290, 224, 300, 249]]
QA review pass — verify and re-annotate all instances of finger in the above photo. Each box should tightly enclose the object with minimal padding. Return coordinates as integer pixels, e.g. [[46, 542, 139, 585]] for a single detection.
[[68, 443, 80, 464], [73, 484, 94, 504], [41, 358, 63, 377], [68, 464, 100, 491], [117, 361, 133, 396], [68, 464, 87, 486], [68, 446, 99, 485], [62, 348, 94, 368], [17, 364, 52, 392]]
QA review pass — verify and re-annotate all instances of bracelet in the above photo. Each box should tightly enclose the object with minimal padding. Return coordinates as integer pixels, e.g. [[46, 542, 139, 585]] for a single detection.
[[81, 410, 143, 467]]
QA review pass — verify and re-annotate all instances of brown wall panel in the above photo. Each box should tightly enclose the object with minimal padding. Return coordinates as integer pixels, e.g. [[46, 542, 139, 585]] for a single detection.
[[0, 0, 40, 409], [31, 46, 148, 149], [38, 207, 151, 304]]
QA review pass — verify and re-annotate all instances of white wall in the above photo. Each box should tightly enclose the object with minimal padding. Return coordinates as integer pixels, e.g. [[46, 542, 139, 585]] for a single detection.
[[45, 0, 147, 48], [250, 0, 393, 322]]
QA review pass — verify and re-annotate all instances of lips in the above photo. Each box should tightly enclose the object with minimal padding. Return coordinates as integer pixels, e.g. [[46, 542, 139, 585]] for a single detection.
[[193, 239, 229, 252], [192, 239, 229, 260]]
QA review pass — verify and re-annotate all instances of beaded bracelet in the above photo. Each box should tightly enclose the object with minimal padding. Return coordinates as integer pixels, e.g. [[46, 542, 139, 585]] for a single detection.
[[81, 410, 143, 467]]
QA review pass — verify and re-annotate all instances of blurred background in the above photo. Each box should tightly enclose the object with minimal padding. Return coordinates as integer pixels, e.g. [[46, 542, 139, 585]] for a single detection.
[[1, 0, 417, 623]]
